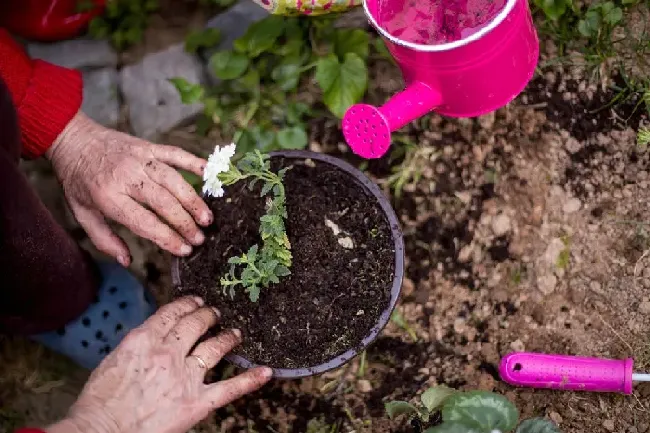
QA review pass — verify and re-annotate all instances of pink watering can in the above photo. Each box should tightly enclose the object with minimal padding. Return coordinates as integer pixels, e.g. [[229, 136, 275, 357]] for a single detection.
[[342, 0, 539, 159]]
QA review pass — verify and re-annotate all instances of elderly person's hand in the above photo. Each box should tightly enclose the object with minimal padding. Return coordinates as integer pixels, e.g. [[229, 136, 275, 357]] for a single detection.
[[46, 112, 212, 265], [44, 296, 272, 433]]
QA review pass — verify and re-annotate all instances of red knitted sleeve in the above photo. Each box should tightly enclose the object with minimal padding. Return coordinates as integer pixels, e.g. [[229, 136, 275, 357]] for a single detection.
[[0, 29, 83, 158]]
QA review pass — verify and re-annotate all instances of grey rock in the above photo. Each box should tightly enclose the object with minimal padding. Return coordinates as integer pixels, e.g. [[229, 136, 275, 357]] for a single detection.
[[120, 44, 205, 140], [82, 68, 120, 128], [27, 39, 118, 70], [205, 0, 268, 51], [202, 0, 268, 83]]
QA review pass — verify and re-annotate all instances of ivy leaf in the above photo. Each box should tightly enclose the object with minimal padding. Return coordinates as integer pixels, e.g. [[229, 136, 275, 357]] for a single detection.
[[210, 51, 249, 80], [236, 16, 286, 58], [385, 401, 419, 420], [424, 422, 483, 433], [600, 2, 622, 25], [516, 418, 561, 433], [578, 9, 602, 38], [334, 29, 370, 60], [169, 78, 204, 104], [421, 386, 456, 413], [316, 53, 368, 118], [277, 127, 308, 150], [533, 0, 568, 20], [442, 391, 519, 432], [185, 28, 222, 53]]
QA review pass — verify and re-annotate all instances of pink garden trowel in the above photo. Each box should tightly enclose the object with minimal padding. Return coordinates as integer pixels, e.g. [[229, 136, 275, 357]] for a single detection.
[[500, 352, 650, 394], [342, 0, 539, 159]]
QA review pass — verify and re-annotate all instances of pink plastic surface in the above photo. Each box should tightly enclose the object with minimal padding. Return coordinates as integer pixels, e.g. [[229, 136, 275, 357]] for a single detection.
[[342, 0, 539, 159], [499, 352, 634, 394]]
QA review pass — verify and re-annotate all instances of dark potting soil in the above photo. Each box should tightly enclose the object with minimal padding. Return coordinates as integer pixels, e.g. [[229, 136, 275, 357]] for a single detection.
[[177, 156, 395, 369]]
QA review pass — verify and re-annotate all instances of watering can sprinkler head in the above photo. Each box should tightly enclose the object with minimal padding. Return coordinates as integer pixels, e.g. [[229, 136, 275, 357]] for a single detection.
[[342, 0, 540, 159]]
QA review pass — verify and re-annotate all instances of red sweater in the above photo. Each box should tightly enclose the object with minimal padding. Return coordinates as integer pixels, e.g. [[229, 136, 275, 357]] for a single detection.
[[0, 29, 82, 158]]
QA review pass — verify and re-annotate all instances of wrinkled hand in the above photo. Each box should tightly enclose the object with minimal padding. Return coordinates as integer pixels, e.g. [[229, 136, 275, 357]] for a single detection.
[[46, 297, 272, 433], [46, 112, 212, 264]]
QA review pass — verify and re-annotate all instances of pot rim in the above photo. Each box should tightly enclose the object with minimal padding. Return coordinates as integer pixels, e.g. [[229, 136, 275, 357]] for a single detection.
[[171, 150, 404, 379]]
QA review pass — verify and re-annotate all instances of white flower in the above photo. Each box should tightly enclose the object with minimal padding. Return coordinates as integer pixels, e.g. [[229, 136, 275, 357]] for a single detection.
[[203, 143, 236, 198]]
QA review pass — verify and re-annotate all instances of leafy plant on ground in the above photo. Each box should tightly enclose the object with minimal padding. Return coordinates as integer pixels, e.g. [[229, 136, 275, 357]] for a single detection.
[[534, 0, 639, 65], [88, 0, 159, 49], [638, 89, 650, 150], [172, 14, 386, 153], [215, 151, 292, 302], [386, 386, 561, 433]]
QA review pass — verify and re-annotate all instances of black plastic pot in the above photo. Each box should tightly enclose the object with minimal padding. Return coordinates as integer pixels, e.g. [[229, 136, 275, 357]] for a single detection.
[[172, 150, 404, 378]]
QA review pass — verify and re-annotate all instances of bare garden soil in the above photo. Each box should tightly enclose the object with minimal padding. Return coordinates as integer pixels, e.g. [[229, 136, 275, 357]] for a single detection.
[[2, 6, 650, 433], [176, 156, 395, 369]]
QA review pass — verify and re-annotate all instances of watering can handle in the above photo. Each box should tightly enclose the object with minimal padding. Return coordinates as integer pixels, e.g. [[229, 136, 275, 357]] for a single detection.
[[342, 82, 442, 159], [499, 352, 634, 394]]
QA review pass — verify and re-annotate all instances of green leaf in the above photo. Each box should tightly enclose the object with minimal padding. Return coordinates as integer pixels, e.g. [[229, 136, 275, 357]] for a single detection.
[[315, 53, 368, 118], [236, 16, 286, 58], [442, 391, 519, 432], [276, 265, 291, 277], [248, 285, 261, 302], [185, 28, 222, 53], [261, 182, 274, 197], [169, 78, 204, 104], [277, 127, 308, 150], [600, 2, 622, 25], [424, 422, 483, 433], [247, 244, 259, 262], [334, 29, 370, 60], [516, 418, 561, 433], [210, 51, 249, 80], [385, 401, 419, 420], [578, 10, 602, 38], [421, 386, 456, 413], [228, 256, 242, 265], [271, 58, 303, 91], [533, 0, 568, 20]]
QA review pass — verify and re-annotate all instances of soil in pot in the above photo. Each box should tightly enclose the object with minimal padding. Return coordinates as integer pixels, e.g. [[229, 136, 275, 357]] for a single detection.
[[177, 156, 396, 369]]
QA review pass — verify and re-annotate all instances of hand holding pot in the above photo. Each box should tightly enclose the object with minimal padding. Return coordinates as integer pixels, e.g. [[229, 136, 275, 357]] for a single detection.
[[46, 112, 213, 264], [45, 296, 272, 433]]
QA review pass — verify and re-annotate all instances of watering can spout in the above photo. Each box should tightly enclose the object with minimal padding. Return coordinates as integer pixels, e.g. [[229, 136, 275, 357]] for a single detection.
[[342, 82, 442, 159]]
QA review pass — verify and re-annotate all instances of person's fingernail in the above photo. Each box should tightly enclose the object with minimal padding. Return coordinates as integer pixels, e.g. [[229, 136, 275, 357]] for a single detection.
[[201, 211, 213, 225], [192, 296, 205, 306], [212, 307, 221, 318], [117, 255, 129, 267], [193, 231, 205, 245], [260, 367, 273, 378], [232, 329, 242, 339], [180, 244, 192, 255]]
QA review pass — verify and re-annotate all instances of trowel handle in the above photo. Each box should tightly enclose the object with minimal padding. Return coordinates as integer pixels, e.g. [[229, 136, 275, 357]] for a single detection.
[[499, 352, 634, 394], [342, 82, 442, 159]]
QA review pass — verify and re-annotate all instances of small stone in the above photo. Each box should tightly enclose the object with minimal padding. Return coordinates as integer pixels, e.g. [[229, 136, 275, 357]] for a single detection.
[[357, 379, 372, 393], [491, 214, 511, 237], [537, 274, 557, 295], [324, 218, 342, 236], [603, 420, 615, 432], [563, 198, 581, 214], [453, 318, 466, 334], [401, 278, 415, 296], [510, 339, 525, 352], [458, 244, 474, 263], [639, 301, 650, 314], [81, 68, 119, 128], [549, 411, 563, 425], [120, 44, 205, 140], [28, 38, 118, 70], [338, 237, 354, 249]]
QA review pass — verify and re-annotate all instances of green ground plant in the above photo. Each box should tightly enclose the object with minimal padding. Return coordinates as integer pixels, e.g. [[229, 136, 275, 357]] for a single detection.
[[172, 14, 388, 154], [386, 386, 561, 433], [87, 0, 160, 49]]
